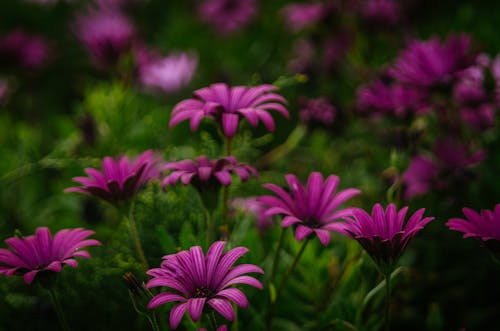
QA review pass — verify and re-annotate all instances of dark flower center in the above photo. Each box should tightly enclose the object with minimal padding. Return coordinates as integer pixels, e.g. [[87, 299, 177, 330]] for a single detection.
[[193, 287, 214, 298], [303, 217, 321, 228]]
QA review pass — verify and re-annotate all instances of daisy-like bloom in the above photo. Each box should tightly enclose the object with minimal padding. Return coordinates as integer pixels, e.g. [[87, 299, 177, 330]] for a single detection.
[[232, 197, 273, 234], [135, 47, 197, 94], [434, 138, 485, 171], [447, 205, 500, 252], [0, 30, 51, 70], [162, 156, 257, 192], [402, 155, 438, 199], [460, 104, 496, 131], [356, 79, 428, 117], [360, 0, 401, 26], [146, 241, 263, 329], [259, 172, 361, 246], [0, 227, 101, 284], [170, 83, 288, 138], [299, 97, 336, 126], [389, 34, 471, 87], [198, 0, 257, 34], [287, 38, 315, 73], [65, 150, 163, 204], [281, 3, 328, 32], [75, 6, 135, 68], [330, 203, 434, 272]]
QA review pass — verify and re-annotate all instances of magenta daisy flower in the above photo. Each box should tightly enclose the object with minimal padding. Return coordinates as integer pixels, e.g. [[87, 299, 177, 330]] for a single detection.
[[360, 0, 401, 26], [447, 205, 500, 252], [281, 3, 328, 32], [259, 172, 361, 246], [0, 227, 101, 284], [389, 34, 471, 87], [299, 97, 336, 126], [0, 29, 51, 70], [65, 150, 162, 204], [169, 83, 289, 138], [146, 241, 263, 329], [232, 197, 273, 234], [402, 155, 438, 199], [330, 203, 434, 272], [198, 0, 257, 34], [162, 156, 257, 191]]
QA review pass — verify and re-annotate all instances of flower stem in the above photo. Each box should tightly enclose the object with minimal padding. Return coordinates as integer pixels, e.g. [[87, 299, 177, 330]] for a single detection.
[[205, 208, 214, 244], [384, 273, 391, 331], [48, 287, 71, 331], [209, 312, 218, 330], [270, 227, 286, 284], [222, 137, 232, 229], [126, 205, 149, 270]]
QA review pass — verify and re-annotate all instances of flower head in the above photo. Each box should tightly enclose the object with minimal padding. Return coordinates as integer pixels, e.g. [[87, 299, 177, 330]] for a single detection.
[[146, 241, 263, 329], [75, 6, 135, 68], [389, 34, 471, 87], [0, 30, 50, 70], [135, 47, 197, 94], [198, 0, 257, 34], [402, 155, 438, 199], [259, 172, 361, 246], [162, 156, 257, 192], [331, 203, 434, 272], [170, 83, 288, 138], [447, 205, 500, 252], [65, 150, 163, 204], [299, 97, 336, 126], [0, 227, 101, 284], [360, 0, 401, 26], [281, 3, 328, 32], [232, 197, 273, 233]]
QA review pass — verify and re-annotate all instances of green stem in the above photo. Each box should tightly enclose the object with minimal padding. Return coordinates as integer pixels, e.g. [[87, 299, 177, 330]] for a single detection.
[[255, 125, 306, 169], [126, 205, 149, 270], [205, 209, 214, 244], [209, 312, 218, 330], [384, 273, 391, 331], [222, 137, 232, 229], [270, 227, 286, 284], [48, 287, 71, 331]]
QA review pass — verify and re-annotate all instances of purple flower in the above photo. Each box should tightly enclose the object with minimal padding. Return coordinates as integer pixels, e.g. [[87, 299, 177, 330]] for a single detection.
[[198, 326, 227, 331], [434, 138, 485, 170], [75, 6, 136, 68], [287, 38, 315, 73], [170, 83, 289, 138], [402, 155, 438, 199], [0, 30, 50, 70], [198, 0, 257, 34], [0, 227, 101, 284], [162, 156, 257, 191], [389, 34, 471, 87], [281, 3, 328, 32], [259, 172, 361, 246], [299, 97, 336, 125], [232, 197, 273, 233], [360, 0, 401, 26], [321, 33, 353, 70], [460, 103, 496, 131], [447, 205, 500, 252], [65, 150, 163, 204], [0, 79, 8, 104], [146, 241, 263, 329], [356, 79, 428, 117], [135, 47, 197, 94], [330, 203, 434, 272]]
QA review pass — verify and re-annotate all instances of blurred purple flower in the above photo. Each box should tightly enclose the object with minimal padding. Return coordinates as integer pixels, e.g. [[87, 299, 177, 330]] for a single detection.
[[146, 241, 263, 329], [434, 138, 485, 170], [288, 38, 315, 73], [0, 227, 101, 284], [232, 197, 273, 233], [281, 3, 328, 32], [460, 103, 496, 131], [0, 79, 8, 103], [402, 155, 438, 199], [65, 150, 163, 204], [330, 203, 434, 272], [299, 97, 336, 125], [360, 0, 401, 26], [357, 79, 428, 117], [135, 47, 197, 94], [75, 6, 136, 68], [198, 0, 257, 34], [322, 33, 353, 69], [447, 205, 500, 252], [389, 34, 471, 87], [162, 156, 257, 191], [198, 326, 227, 331], [170, 83, 289, 138], [0, 30, 51, 70], [259, 172, 361, 246]]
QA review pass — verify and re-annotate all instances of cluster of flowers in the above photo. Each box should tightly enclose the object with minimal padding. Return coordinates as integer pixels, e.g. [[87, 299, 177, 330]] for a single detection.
[[2, 81, 499, 330]]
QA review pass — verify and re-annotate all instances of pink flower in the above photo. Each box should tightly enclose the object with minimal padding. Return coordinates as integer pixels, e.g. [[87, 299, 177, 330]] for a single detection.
[[135, 47, 197, 94], [402, 156, 438, 199], [360, 0, 401, 26], [75, 6, 136, 68], [146, 242, 263, 329], [170, 83, 289, 138], [259, 172, 361, 246], [0, 227, 101, 284], [299, 97, 336, 125], [232, 197, 273, 233], [198, 0, 257, 34], [447, 205, 500, 253], [281, 3, 328, 32], [65, 150, 163, 204], [389, 34, 471, 87], [0, 30, 51, 70], [330, 203, 434, 272]]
